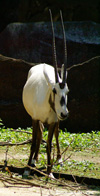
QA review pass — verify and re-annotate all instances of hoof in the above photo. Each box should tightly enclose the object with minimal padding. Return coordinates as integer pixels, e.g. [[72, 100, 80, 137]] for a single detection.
[[57, 158, 63, 166], [30, 164, 36, 168], [46, 172, 55, 182], [49, 172, 55, 179], [31, 159, 36, 167], [22, 169, 30, 179]]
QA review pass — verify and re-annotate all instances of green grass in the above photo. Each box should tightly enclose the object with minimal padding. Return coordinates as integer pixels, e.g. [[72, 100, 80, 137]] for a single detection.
[[0, 127, 32, 143], [0, 120, 100, 179], [39, 130, 100, 178]]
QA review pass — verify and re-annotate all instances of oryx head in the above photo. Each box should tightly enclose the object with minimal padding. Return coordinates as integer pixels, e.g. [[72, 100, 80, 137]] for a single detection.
[[44, 10, 69, 121]]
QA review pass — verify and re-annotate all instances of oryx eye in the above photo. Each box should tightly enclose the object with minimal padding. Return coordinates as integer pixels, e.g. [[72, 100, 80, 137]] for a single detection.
[[52, 88, 57, 94]]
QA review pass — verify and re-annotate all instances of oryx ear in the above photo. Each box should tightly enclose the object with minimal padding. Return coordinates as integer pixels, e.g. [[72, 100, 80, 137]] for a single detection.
[[43, 65, 54, 88], [61, 64, 68, 81]]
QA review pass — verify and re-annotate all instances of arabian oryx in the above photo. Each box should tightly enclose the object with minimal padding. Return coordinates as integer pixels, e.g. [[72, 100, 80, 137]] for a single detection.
[[22, 10, 69, 177]]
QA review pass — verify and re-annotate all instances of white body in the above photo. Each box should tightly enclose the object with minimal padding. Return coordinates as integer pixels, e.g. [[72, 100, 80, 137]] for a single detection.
[[23, 64, 57, 124], [22, 63, 69, 124]]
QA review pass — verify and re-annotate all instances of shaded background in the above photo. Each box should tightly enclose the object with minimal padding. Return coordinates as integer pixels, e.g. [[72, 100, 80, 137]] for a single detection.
[[0, 0, 100, 132], [0, 0, 100, 33]]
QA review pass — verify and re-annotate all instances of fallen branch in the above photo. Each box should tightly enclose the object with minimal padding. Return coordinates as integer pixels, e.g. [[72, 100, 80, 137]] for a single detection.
[[0, 139, 46, 146], [0, 173, 48, 189], [10, 129, 32, 134], [61, 138, 74, 156], [58, 55, 100, 72], [27, 165, 78, 191], [67, 55, 100, 71], [0, 139, 32, 146]]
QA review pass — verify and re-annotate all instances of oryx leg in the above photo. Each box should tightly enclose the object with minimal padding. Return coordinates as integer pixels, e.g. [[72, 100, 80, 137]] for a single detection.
[[46, 123, 57, 175], [54, 122, 61, 160], [28, 120, 40, 166], [23, 120, 39, 178], [33, 121, 43, 162], [54, 122, 63, 165]]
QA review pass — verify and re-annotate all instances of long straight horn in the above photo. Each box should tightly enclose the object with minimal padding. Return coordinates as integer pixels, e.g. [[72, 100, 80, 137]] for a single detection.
[[49, 9, 59, 83], [60, 10, 67, 83]]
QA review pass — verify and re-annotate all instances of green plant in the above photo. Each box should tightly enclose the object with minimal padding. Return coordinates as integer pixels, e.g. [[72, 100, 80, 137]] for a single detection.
[[0, 127, 100, 179]]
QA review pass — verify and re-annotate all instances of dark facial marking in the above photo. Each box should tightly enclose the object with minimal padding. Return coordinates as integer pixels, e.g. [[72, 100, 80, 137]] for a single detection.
[[60, 96, 65, 106], [59, 82, 65, 89], [49, 94, 56, 113], [52, 87, 57, 94]]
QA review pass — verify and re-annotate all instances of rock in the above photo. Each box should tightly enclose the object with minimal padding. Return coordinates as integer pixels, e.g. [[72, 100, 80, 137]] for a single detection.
[[0, 0, 100, 33], [60, 56, 100, 132], [0, 21, 100, 66], [0, 54, 34, 128]]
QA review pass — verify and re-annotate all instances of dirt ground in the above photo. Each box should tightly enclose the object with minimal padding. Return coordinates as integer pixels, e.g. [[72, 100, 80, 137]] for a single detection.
[[0, 147, 100, 195], [0, 180, 100, 196]]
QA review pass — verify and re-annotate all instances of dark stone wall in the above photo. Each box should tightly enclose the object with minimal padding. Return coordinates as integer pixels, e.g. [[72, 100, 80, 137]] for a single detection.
[[0, 55, 33, 128], [0, 0, 100, 32], [0, 22, 100, 65], [61, 56, 100, 132], [0, 54, 100, 132]]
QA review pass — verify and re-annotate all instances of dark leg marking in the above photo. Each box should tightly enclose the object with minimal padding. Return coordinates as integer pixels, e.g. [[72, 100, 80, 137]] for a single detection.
[[34, 121, 43, 161], [47, 122, 60, 174], [54, 122, 61, 161], [28, 120, 39, 166]]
